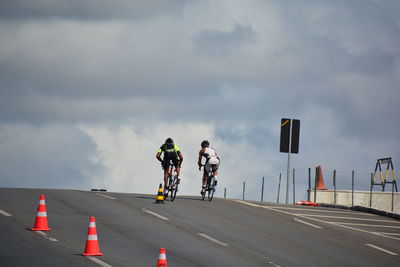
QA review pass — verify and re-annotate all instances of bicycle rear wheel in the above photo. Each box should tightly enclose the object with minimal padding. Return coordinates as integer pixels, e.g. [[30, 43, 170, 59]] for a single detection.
[[170, 177, 178, 201]]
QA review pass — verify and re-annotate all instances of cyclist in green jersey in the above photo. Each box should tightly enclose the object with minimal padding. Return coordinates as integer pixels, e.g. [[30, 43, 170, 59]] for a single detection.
[[156, 138, 183, 191]]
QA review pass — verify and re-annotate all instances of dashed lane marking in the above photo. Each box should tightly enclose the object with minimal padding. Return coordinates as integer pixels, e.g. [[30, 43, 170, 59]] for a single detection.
[[0, 209, 12, 216], [96, 193, 116, 200], [35, 231, 58, 242], [365, 244, 398, 256], [87, 256, 113, 267], [142, 208, 169, 221], [294, 218, 322, 229], [198, 233, 229, 247]]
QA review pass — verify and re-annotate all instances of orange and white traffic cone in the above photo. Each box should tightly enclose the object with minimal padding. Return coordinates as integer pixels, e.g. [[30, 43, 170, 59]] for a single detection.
[[157, 247, 168, 267], [82, 216, 103, 256], [31, 194, 51, 231]]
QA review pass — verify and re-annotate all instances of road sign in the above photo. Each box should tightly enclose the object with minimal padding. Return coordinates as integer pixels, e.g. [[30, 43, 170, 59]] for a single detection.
[[280, 118, 300, 153]]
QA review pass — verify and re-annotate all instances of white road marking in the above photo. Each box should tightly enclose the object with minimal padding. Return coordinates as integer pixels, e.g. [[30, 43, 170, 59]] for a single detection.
[[87, 256, 113, 267], [372, 232, 400, 236], [272, 207, 374, 215], [293, 214, 400, 223], [337, 223, 400, 229], [234, 200, 400, 241], [294, 218, 322, 229], [0, 209, 12, 216], [142, 208, 169, 221], [267, 262, 282, 267], [365, 244, 398, 256], [35, 231, 58, 242], [198, 233, 229, 247], [97, 193, 116, 200]]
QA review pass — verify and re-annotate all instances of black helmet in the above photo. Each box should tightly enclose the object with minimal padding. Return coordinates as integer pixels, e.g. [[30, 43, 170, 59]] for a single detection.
[[201, 140, 209, 148], [165, 137, 174, 144]]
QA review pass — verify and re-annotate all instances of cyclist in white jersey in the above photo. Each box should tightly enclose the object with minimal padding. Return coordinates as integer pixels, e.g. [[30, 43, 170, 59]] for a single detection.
[[198, 140, 220, 194]]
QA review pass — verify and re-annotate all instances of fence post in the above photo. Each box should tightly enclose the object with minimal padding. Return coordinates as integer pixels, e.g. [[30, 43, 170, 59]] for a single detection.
[[369, 173, 373, 207], [308, 168, 311, 201], [333, 170, 336, 205], [242, 181, 245, 200], [261, 177, 265, 202], [224, 187, 226, 199], [392, 181, 395, 212], [314, 166, 317, 203], [293, 168, 296, 204], [277, 173, 282, 203], [352, 170, 355, 206]]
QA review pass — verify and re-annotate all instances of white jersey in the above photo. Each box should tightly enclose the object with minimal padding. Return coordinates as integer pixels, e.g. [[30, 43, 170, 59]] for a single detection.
[[203, 147, 217, 158]]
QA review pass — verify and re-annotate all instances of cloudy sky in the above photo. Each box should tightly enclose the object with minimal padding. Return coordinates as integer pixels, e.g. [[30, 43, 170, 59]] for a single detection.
[[1, 0, 399, 200]]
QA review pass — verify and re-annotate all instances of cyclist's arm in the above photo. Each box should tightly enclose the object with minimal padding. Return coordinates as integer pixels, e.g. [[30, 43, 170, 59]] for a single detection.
[[156, 148, 163, 163], [177, 151, 183, 166], [198, 148, 205, 168]]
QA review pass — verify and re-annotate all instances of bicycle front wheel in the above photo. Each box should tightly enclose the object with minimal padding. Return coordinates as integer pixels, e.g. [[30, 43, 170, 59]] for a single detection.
[[207, 188, 214, 201], [170, 179, 178, 201]]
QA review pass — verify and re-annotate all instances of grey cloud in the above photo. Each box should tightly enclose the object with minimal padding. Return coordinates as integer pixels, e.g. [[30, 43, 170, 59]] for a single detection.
[[193, 24, 256, 57], [0, 0, 189, 21]]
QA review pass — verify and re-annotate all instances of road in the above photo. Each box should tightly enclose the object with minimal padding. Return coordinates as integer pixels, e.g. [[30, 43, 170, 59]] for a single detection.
[[0, 188, 399, 266]]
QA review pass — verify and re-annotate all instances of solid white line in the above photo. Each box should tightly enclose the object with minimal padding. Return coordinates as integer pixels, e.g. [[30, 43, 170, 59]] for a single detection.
[[97, 193, 116, 200], [372, 232, 400, 236], [294, 218, 322, 229], [198, 233, 229, 247], [272, 207, 374, 215], [87, 256, 113, 267], [337, 223, 400, 228], [293, 214, 400, 223], [142, 208, 169, 221], [35, 231, 58, 242], [0, 209, 12, 216], [234, 200, 400, 241], [365, 244, 398, 256]]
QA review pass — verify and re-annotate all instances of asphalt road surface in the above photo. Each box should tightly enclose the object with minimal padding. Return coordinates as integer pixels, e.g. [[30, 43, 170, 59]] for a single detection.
[[0, 188, 399, 266]]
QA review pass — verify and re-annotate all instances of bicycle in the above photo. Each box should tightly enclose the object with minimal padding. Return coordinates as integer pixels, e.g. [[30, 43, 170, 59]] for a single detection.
[[164, 162, 180, 201], [200, 165, 217, 201]]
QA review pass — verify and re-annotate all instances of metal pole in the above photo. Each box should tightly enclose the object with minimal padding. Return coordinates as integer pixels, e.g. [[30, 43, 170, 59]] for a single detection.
[[242, 181, 245, 200], [333, 170, 337, 205], [224, 187, 226, 199], [352, 170, 355, 206], [261, 177, 265, 202], [314, 166, 317, 203], [293, 168, 296, 204], [392, 182, 394, 212], [277, 173, 282, 203], [369, 173, 373, 207], [286, 119, 292, 204], [308, 168, 311, 201]]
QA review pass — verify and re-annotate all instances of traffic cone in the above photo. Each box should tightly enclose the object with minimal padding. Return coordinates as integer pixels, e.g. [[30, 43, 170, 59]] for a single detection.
[[31, 194, 51, 231], [316, 165, 327, 190], [82, 216, 103, 256], [157, 247, 168, 267], [155, 183, 164, 204]]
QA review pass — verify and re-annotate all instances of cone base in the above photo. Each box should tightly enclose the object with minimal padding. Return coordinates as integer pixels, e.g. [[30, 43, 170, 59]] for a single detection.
[[31, 228, 51, 231], [82, 252, 103, 256]]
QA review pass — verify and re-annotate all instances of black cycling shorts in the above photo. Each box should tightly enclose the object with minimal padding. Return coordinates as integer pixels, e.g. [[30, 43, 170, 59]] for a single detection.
[[162, 152, 179, 170]]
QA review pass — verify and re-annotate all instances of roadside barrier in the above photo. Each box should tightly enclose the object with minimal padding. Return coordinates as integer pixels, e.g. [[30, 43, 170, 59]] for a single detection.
[[82, 216, 103, 256], [155, 184, 165, 204], [31, 194, 51, 231], [157, 247, 168, 267], [295, 200, 317, 206]]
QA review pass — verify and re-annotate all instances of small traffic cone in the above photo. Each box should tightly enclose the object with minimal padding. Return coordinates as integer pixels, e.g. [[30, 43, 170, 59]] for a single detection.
[[316, 165, 327, 190], [82, 216, 103, 256], [155, 183, 164, 204], [31, 194, 51, 231], [157, 247, 168, 267]]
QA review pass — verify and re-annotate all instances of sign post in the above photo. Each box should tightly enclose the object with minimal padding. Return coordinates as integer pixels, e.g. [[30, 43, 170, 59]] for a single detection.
[[280, 118, 300, 204]]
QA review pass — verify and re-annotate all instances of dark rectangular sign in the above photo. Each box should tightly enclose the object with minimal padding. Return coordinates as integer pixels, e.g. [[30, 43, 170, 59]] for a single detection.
[[280, 118, 300, 153]]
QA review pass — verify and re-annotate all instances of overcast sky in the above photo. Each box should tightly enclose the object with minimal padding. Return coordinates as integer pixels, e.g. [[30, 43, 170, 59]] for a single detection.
[[1, 0, 399, 200]]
